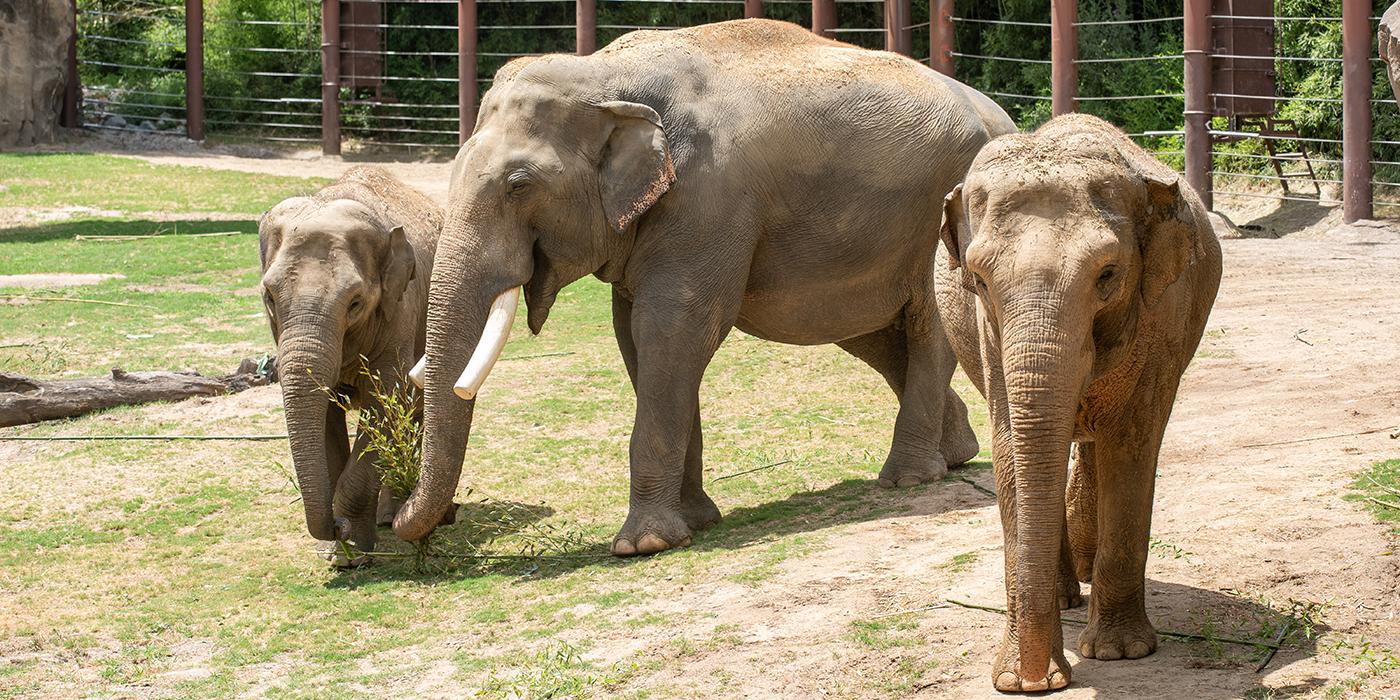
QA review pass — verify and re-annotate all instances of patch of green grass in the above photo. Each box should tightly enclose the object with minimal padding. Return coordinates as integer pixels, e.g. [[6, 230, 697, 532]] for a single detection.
[[1346, 459, 1400, 533], [479, 643, 635, 700], [943, 551, 978, 573], [0, 153, 329, 215], [849, 618, 921, 650]]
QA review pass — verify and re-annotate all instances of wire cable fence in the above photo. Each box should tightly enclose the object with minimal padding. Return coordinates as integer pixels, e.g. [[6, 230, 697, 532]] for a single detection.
[[67, 0, 1400, 220]]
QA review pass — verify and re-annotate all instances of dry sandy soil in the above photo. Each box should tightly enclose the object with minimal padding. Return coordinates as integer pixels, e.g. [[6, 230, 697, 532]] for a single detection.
[[7, 141, 1400, 698]]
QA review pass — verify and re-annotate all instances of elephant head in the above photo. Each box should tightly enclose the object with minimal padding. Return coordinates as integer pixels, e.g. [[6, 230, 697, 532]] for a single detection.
[[393, 56, 674, 541], [939, 115, 1204, 687], [258, 196, 417, 542]]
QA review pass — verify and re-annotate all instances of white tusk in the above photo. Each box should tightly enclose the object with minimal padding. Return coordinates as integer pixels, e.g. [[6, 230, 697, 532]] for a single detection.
[[453, 287, 520, 400], [408, 355, 426, 389]]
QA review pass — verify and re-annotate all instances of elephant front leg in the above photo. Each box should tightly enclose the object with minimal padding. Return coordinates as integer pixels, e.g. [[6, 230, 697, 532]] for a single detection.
[[329, 429, 381, 567], [609, 287, 731, 557], [1076, 400, 1168, 661]]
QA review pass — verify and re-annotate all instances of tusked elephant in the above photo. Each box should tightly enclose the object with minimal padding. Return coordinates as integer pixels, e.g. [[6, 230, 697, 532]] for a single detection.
[[935, 114, 1222, 692], [259, 166, 446, 565], [394, 19, 1016, 556]]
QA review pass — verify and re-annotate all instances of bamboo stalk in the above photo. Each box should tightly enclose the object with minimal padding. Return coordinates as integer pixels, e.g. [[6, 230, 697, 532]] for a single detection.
[[1240, 425, 1393, 448], [0, 434, 287, 441], [713, 460, 792, 482], [0, 294, 155, 309], [942, 598, 1282, 650], [75, 231, 247, 241]]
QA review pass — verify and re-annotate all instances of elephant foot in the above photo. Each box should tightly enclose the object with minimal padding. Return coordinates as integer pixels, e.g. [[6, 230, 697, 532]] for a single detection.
[[1059, 577, 1084, 610], [992, 625, 1072, 693], [679, 489, 722, 532], [1077, 609, 1157, 661], [940, 421, 981, 467], [318, 540, 372, 569], [611, 506, 692, 557], [877, 452, 948, 488]]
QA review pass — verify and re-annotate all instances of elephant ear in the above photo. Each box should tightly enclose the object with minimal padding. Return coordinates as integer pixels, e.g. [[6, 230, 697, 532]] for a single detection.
[[1134, 167, 1203, 308], [257, 197, 309, 270], [939, 184, 977, 292], [380, 225, 416, 306], [595, 101, 675, 234]]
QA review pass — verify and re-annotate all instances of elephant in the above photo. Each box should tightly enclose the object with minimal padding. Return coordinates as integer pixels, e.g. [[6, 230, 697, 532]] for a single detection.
[[258, 165, 445, 565], [392, 18, 1015, 555], [1380, 2, 1400, 105], [934, 113, 1222, 692]]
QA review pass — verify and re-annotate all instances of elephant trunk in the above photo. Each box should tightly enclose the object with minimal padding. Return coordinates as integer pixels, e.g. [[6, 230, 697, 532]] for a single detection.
[[393, 217, 530, 542], [277, 313, 346, 542], [1001, 300, 1087, 685]]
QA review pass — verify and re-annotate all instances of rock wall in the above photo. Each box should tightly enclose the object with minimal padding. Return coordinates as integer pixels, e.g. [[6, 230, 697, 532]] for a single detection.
[[0, 0, 74, 148]]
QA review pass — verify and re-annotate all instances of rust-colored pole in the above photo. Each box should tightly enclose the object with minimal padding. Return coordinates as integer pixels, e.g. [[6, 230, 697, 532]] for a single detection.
[[812, 0, 835, 39], [1183, 0, 1212, 209], [1342, 0, 1373, 222], [884, 0, 911, 55], [929, 0, 953, 75], [185, 0, 204, 141], [1050, 0, 1076, 115], [576, 0, 596, 55], [320, 0, 340, 155], [743, 0, 762, 19], [458, 0, 477, 141], [61, 0, 79, 128]]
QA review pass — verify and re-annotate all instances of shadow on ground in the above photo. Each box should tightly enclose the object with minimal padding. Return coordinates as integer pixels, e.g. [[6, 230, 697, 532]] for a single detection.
[[334, 462, 998, 585], [0, 218, 258, 244], [1047, 578, 1331, 698]]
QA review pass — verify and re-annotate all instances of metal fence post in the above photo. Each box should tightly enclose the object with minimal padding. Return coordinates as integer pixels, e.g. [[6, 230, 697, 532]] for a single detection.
[[185, 0, 204, 141], [884, 0, 910, 55], [1050, 0, 1076, 115], [577, 0, 596, 55], [459, 0, 477, 142], [1342, 0, 1373, 222], [61, 0, 79, 129], [929, 0, 953, 75], [744, 0, 762, 19], [812, 0, 835, 39], [320, 0, 341, 155], [1183, 0, 1212, 209]]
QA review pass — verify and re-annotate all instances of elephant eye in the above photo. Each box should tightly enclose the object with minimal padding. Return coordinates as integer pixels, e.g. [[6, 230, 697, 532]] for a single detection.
[[347, 296, 364, 317], [506, 171, 532, 196], [1096, 265, 1119, 300]]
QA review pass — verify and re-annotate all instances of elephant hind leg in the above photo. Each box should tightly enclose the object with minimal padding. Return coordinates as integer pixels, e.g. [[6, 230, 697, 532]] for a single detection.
[[1066, 441, 1098, 583], [839, 318, 976, 487]]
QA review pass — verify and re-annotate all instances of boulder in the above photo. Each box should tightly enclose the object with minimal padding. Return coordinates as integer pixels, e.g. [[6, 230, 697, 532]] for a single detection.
[[0, 0, 75, 147], [1380, 2, 1400, 106]]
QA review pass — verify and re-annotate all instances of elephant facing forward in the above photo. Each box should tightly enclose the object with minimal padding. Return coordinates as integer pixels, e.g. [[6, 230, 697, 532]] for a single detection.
[[259, 166, 446, 565], [394, 19, 1015, 554], [935, 114, 1222, 692]]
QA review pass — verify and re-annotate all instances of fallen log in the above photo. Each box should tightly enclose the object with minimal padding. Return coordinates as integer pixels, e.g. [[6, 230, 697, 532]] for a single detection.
[[0, 357, 276, 428]]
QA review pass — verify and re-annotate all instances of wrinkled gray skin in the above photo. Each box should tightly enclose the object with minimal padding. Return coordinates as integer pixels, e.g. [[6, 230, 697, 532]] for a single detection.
[[259, 166, 442, 565], [394, 19, 1014, 554], [936, 114, 1222, 692], [1380, 2, 1400, 105]]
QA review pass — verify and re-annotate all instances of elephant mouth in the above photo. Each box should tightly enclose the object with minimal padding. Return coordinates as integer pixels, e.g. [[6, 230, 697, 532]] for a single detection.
[[524, 240, 560, 335]]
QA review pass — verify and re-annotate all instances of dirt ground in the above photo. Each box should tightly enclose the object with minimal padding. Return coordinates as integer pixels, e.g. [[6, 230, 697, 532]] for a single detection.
[[7, 139, 1400, 698]]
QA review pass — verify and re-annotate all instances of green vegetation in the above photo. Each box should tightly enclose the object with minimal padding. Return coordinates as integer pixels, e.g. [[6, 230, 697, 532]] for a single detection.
[[0, 153, 328, 377], [0, 157, 996, 696], [0, 153, 327, 214], [1347, 459, 1400, 533]]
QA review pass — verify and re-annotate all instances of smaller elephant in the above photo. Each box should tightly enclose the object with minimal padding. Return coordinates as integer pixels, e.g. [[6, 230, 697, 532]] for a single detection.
[[935, 114, 1222, 692], [258, 166, 444, 566]]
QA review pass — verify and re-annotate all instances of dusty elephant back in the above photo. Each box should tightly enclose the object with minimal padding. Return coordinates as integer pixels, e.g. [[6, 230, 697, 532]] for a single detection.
[[315, 166, 443, 252]]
